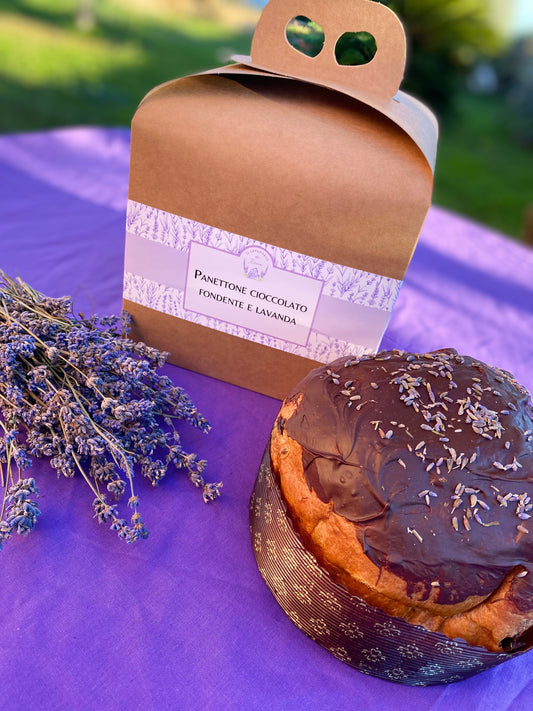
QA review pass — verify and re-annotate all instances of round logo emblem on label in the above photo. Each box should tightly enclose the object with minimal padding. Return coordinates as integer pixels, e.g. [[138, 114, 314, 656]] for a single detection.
[[242, 247, 271, 281]]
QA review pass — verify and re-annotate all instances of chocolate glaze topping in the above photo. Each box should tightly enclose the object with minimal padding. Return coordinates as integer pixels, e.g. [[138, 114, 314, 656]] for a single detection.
[[284, 349, 533, 608]]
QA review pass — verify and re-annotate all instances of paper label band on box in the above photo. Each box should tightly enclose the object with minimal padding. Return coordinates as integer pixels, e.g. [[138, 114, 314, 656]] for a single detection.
[[123, 200, 402, 363]]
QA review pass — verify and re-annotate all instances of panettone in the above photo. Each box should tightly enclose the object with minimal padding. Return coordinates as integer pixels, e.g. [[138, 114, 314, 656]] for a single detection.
[[253, 349, 533, 683]]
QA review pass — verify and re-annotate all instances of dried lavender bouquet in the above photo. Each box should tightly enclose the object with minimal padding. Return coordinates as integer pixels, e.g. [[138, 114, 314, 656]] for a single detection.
[[0, 272, 221, 549]]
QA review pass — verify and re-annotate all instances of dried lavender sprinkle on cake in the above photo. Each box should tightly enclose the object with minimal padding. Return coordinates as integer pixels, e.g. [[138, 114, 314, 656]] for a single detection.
[[408, 527, 423, 543], [452, 517, 459, 532]]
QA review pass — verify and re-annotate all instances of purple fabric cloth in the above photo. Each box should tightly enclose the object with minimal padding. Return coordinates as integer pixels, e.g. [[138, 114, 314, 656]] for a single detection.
[[0, 126, 532, 710]]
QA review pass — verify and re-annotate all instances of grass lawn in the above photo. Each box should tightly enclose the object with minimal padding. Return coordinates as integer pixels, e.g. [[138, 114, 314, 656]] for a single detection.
[[434, 91, 532, 241], [0, 0, 257, 128], [1, 0, 531, 241]]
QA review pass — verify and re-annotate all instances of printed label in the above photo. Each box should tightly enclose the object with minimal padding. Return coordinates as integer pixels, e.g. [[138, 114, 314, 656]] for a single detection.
[[185, 242, 323, 347], [123, 201, 402, 363]]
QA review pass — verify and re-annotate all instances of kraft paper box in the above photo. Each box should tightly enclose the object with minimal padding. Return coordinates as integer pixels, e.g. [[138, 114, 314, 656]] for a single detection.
[[123, 0, 438, 400]]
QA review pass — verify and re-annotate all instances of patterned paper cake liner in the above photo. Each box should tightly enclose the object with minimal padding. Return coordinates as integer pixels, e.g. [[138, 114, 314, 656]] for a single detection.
[[249, 444, 524, 686]]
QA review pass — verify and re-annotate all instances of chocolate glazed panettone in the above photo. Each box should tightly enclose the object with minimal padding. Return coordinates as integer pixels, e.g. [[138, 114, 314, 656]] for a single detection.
[[251, 349, 533, 684]]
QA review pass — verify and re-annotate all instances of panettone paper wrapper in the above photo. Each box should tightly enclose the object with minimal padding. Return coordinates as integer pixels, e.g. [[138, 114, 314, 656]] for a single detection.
[[249, 445, 525, 686]]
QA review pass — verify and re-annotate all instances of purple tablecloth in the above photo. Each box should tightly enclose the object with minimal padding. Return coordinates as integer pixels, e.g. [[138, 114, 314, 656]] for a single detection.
[[1, 127, 532, 710]]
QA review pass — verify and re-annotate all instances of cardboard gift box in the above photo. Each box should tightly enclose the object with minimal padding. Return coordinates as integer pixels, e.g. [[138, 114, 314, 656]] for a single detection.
[[123, 0, 438, 400]]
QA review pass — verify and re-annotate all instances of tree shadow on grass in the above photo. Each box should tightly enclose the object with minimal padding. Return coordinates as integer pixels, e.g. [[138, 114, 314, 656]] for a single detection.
[[0, 0, 254, 131], [0, 0, 254, 55]]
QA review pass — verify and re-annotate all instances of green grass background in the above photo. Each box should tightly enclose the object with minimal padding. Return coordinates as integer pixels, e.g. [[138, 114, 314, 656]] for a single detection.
[[1, 0, 531, 241]]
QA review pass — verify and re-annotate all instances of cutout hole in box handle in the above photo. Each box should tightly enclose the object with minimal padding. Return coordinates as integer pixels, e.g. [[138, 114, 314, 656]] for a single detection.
[[335, 31, 377, 66], [252, 1, 407, 100], [286, 15, 325, 58]]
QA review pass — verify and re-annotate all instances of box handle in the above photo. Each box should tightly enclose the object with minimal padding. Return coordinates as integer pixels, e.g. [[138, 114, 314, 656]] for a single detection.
[[251, 0, 406, 101]]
